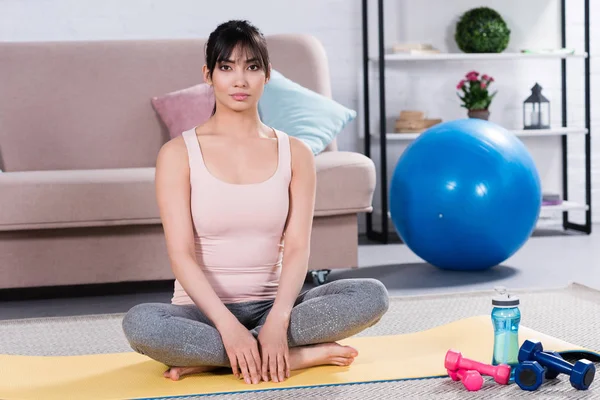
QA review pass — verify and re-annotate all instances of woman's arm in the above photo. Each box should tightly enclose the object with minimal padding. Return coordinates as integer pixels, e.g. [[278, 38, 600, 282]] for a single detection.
[[267, 136, 317, 326], [155, 138, 238, 329]]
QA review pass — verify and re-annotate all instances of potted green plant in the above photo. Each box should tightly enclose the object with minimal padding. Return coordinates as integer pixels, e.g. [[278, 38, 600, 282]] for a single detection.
[[457, 71, 497, 120], [455, 7, 511, 53]]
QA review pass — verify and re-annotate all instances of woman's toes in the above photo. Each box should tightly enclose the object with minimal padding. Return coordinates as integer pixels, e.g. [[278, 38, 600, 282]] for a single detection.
[[331, 356, 354, 366], [170, 369, 181, 381], [344, 346, 359, 357], [163, 368, 179, 380], [164, 367, 187, 381]]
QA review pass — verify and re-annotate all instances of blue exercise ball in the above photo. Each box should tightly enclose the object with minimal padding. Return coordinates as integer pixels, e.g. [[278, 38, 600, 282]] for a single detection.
[[390, 118, 542, 271]]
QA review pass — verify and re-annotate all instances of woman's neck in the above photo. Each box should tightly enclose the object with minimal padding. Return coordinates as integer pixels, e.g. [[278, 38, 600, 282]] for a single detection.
[[210, 107, 267, 139]]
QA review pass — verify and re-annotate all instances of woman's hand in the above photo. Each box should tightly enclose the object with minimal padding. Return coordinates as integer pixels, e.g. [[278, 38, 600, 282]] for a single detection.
[[257, 317, 291, 383], [218, 318, 262, 385]]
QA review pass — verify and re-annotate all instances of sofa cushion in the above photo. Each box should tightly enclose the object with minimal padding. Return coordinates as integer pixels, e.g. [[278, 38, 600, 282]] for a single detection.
[[0, 168, 160, 231], [314, 151, 376, 216], [151, 83, 215, 139], [258, 70, 356, 155], [0, 152, 375, 230]]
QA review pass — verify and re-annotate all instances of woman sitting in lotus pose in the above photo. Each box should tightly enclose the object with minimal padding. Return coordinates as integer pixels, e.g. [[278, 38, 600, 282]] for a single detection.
[[122, 19, 389, 385]]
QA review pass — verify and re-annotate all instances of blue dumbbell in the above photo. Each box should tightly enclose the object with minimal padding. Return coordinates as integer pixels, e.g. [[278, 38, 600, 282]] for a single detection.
[[544, 352, 563, 380], [514, 354, 562, 392], [515, 361, 546, 391], [518, 340, 595, 390]]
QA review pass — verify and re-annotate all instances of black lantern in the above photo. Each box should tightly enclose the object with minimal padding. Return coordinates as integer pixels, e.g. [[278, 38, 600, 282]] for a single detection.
[[523, 83, 550, 129]]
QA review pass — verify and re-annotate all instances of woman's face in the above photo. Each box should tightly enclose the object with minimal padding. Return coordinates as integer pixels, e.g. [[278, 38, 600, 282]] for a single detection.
[[204, 45, 269, 114]]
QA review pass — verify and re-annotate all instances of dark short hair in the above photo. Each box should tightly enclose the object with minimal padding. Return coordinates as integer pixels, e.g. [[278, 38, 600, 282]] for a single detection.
[[205, 20, 270, 115]]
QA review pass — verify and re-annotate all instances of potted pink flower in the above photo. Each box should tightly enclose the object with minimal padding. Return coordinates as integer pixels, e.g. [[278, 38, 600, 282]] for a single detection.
[[457, 71, 497, 120]]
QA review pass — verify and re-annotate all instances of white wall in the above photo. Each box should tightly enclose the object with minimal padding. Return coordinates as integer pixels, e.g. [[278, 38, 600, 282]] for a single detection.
[[1, 0, 598, 231]]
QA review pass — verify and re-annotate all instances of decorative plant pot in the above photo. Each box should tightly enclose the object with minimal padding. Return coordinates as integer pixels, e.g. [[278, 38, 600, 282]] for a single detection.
[[468, 109, 490, 120]]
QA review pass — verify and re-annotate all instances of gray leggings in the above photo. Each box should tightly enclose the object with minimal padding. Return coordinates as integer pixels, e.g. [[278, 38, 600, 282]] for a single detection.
[[122, 278, 389, 367]]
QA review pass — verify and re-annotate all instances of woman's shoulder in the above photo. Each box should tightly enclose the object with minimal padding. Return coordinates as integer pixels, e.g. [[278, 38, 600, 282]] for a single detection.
[[280, 133, 314, 174], [157, 134, 189, 169], [284, 134, 312, 159], [272, 129, 307, 150], [161, 134, 187, 153]]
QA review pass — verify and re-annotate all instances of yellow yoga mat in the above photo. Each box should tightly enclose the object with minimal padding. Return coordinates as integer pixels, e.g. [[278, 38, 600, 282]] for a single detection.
[[1, 315, 598, 400]]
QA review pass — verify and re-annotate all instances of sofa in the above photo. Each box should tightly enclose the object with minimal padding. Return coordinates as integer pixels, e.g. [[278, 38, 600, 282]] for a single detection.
[[0, 34, 376, 291]]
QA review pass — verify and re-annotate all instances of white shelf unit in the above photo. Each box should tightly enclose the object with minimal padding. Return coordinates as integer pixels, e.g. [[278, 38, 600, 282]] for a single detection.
[[377, 127, 588, 141], [541, 201, 589, 213], [361, 0, 592, 243], [375, 200, 588, 232], [370, 52, 588, 62], [380, 202, 590, 221]]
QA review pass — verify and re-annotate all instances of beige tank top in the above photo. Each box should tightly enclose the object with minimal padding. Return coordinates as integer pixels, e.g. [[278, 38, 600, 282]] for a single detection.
[[171, 127, 291, 305]]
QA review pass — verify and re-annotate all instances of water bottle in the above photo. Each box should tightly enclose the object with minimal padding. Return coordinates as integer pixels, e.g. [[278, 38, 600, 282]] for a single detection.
[[491, 286, 520, 380]]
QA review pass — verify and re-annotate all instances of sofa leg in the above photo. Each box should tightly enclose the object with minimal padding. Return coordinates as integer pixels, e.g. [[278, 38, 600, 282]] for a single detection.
[[309, 269, 331, 286]]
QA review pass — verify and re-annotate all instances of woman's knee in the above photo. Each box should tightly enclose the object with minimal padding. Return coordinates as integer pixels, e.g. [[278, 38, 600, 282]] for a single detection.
[[359, 278, 390, 318], [328, 278, 389, 319], [335, 278, 389, 320], [122, 303, 164, 351]]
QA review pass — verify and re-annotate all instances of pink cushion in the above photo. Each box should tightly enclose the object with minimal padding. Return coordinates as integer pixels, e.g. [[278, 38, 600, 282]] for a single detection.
[[151, 83, 215, 139]]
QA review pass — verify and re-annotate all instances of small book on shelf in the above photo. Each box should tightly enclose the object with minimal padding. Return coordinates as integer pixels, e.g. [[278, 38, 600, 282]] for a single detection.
[[392, 43, 441, 54], [542, 193, 563, 205]]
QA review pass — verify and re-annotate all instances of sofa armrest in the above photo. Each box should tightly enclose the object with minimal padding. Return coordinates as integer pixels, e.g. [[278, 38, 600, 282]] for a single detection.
[[314, 151, 376, 217]]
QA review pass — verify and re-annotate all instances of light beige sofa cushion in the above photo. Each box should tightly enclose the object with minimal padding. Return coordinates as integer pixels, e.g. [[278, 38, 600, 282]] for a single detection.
[[0, 34, 337, 173], [0, 168, 159, 230], [0, 149, 375, 230]]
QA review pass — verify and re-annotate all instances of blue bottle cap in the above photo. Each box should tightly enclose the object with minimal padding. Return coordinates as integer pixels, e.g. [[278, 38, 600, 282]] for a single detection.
[[492, 286, 520, 307]]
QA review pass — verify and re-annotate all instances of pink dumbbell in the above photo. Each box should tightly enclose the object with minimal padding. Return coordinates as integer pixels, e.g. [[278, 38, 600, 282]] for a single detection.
[[445, 349, 511, 385], [447, 369, 484, 391]]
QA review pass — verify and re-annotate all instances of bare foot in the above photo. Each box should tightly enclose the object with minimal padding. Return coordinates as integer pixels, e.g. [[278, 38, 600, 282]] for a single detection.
[[289, 342, 359, 371], [164, 343, 357, 382], [163, 365, 218, 381]]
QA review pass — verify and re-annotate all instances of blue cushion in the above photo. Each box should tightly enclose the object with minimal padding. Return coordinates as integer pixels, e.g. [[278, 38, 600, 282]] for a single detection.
[[258, 70, 356, 155]]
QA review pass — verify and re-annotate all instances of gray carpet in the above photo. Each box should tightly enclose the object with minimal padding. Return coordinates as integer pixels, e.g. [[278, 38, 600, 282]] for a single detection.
[[2, 283, 600, 399]]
